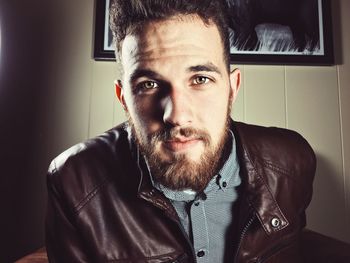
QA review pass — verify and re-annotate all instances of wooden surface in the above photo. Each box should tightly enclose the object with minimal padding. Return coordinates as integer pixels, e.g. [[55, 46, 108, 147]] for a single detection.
[[14, 247, 48, 263]]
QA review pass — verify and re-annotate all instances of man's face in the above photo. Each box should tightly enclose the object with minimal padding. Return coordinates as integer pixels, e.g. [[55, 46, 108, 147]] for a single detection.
[[117, 15, 240, 191]]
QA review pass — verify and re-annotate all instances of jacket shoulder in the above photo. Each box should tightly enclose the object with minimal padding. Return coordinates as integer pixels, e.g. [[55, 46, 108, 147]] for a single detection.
[[49, 123, 129, 173], [46, 123, 134, 213], [233, 121, 316, 181]]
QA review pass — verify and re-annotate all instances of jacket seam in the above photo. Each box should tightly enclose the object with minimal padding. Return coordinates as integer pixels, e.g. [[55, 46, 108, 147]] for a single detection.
[[73, 177, 109, 215], [262, 160, 290, 176], [262, 160, 298, 183], [104, 250, 182, 262]]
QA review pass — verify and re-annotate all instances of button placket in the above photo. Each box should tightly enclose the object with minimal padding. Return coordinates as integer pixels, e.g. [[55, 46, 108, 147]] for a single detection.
[[190, 200, 209, 263]]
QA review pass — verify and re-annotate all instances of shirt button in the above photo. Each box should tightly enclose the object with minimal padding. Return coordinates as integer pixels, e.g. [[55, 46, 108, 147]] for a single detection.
[[222, 181, 227, 188], [197, 250, 205, 257], [194, 201, 200, 206]]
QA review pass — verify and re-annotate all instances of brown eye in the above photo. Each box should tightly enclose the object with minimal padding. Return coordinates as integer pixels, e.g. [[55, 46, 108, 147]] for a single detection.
[[193, 76, 209, 85], [138, 81, 159, 92], [142, 81, 158, 90]]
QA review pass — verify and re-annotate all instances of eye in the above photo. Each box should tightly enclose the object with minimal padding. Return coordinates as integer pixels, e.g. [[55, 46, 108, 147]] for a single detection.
[[135, 81, 159, 93], [192, 76, 210, 85], [142, 81, 158, 89]]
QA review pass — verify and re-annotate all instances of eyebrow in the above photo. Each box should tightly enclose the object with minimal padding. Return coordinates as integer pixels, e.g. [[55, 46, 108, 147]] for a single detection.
[[130, 69, 162, 83], [187, 63, 222, 76]]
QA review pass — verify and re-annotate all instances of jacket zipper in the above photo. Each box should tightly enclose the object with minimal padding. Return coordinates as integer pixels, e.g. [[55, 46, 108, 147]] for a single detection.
[[233, 214, 256, 263], [136, 151, 196, 262], [172, 218, 197, 263], [233, 215, 296, 263], [137, 193, 197, 263]]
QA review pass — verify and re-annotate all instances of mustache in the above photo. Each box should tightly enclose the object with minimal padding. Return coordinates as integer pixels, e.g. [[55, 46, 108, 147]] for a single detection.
[[149, 127, 211, 145]]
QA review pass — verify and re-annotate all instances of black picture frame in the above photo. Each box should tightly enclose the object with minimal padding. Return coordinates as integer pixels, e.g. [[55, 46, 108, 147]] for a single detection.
[[94, 0, 115, 61], [228, 0, 334, 65], [93, 0, 334, 65]]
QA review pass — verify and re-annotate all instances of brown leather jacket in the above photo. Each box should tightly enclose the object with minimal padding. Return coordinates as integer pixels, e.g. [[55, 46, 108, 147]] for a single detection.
[[46, 121, 316, 263]]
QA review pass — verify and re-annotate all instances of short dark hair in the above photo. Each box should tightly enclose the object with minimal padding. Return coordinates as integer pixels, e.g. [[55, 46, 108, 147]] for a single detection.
[[109, 0, 230, 69]]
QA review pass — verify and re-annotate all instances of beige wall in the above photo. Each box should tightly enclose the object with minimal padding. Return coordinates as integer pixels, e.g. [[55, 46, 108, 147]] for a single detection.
[[48, 0, 350, 243]]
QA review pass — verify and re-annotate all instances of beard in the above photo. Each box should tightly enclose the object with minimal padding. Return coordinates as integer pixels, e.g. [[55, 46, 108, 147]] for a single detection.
[[129, 108, 232, 192]]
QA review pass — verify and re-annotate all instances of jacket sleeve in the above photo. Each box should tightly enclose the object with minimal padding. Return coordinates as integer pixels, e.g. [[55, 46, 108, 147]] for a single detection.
[[45, 162, 90, 263]]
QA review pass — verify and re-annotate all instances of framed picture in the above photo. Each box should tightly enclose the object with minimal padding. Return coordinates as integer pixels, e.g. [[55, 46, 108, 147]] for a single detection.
[[94, 0, 334, 65], [94, 0, 115, 61], [228, 0, 334, 65]]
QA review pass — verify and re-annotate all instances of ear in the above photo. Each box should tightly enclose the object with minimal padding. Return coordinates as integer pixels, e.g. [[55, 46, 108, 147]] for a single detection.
[[229, 68, 241, 103], [115, 80, 128, 111]]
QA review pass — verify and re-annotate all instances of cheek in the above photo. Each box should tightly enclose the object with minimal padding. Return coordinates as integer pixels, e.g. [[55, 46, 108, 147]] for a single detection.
[[206, 106, 228, 136], [198, 94, 229, 141], [127, 96, 164, 134]]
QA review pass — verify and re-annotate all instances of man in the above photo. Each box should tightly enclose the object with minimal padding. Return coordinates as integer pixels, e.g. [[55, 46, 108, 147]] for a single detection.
[[46, 0, 316, 262]]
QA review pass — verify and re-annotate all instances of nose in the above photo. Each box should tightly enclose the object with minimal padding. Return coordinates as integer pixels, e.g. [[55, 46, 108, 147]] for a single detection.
[[162, 88, 193, 126]]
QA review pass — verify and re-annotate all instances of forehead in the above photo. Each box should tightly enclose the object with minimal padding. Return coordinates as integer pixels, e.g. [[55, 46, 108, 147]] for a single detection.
[[120, 15, 226, 73]]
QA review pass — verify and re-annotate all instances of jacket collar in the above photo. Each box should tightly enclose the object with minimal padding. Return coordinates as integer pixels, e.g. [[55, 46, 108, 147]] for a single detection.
[[232, 121, 289, 235]]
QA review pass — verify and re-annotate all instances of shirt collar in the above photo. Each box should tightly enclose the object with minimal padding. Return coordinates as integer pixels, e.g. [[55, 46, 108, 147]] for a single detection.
[[215, 130, 241, 190]]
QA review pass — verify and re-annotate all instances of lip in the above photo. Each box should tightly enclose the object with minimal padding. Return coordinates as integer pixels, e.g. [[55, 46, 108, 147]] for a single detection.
[[163, 138, 201, 152]]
